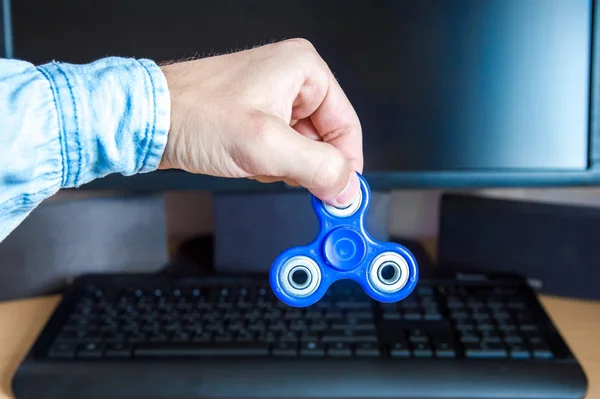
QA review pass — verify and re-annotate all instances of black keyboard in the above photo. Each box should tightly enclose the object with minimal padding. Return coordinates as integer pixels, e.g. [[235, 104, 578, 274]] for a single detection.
[[12, 273, 587, 399]]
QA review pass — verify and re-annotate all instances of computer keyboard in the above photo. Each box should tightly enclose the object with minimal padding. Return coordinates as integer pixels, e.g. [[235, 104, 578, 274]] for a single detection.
[[12, 273, 587, 399]]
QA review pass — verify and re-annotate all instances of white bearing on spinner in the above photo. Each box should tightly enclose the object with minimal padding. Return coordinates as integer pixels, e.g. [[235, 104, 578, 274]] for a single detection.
[[368, 252, 410, 294], [322, 189, 363, 218], [279, 256, 321, 297]]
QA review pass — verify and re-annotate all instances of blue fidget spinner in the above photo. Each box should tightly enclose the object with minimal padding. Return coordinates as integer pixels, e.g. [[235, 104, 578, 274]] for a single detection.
[[270, 173, 419, 307]]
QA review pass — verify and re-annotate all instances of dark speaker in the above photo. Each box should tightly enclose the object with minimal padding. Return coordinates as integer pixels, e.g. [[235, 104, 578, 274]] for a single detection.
[[0, 0, 6, 58], [437, 194, 600, 300], [0, 194, 169, 301]]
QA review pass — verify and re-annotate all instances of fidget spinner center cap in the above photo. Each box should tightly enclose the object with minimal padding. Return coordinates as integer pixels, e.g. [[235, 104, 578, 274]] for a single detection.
[[323, 227, 366, 271]]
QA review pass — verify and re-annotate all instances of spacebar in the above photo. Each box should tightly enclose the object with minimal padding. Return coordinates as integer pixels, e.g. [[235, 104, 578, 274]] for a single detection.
[[134, 343, 270, 357]]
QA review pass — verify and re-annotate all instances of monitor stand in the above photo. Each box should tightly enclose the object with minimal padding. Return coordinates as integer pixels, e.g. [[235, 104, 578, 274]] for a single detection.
[[212, 190, 391, 274]]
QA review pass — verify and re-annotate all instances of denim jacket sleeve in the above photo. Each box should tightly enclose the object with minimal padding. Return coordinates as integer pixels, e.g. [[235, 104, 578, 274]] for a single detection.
[[0, 57, 170, 241]]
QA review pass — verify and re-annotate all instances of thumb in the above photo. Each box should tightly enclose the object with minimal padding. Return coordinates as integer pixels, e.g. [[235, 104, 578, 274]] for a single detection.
[[260, 117, 360, 207]]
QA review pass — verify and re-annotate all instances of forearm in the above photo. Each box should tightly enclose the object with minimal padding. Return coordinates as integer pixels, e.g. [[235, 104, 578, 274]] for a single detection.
[[0, 57, 170, 241]]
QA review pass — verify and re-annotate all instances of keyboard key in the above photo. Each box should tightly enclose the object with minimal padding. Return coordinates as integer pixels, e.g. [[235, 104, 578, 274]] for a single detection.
[[192, 332, 212, 342], [355, 342, 380, 357], [390, 342, 410, 357], [467, 299, 485, 308], [296, 332, 316, 342], [460, 334, 480, 343], [423, 313, 443, 321], [455, 322, 475, 332], [324, 310, 344, 321], [256, 331, 277, 343], [284, 310, 303, 320], [464, 342, 507, 359], [48, 342, 76, 359], [224, 312, 243, 322], [346, 311, 373, 319], [503, 335, 523, 344], [408, 327, 427, 337], [382, 312, 401, 320], [327, 342, 353, 357], [447, 299, 465, 309], [322, 329, 377, 343], [235, 331, 255, 342], [450, 311, 469, 320], [493, 311, 511, 319], [268, 320, 287, 332], [412, 342, 433, 357], [247, 321, 267, 332], [264, 311, 282, 321], [336, 301, 371, 310], [305, 310, 322, 319], [409, 334, 429, 343], [171, 331, 191, 342], [527, 335, 544, 344], [476, 323, 495, 332], [472, 312, 491, 321], [183, 323, 204, 334], [214, 332, 234, 342], [279, 331, 298, 342], [404, 312, 422, 320], [309, 321, 328, 332], [77, 342, 103, 359], [498, 323, 518, 332], [434, 342, 456, 358], [163, 322, 182, 332], [105, 332, 128, 343], [289, 320, 309, 332], [399, 299, 419, 309], [273, 342, 297, 356], [331, 323, 375, 331], [380, 303, 398, 312], [134, 343, 269, 357], [300, 341, 325, 357], [148, 332, 169, 343], [420, 298, 438, 307], [508, 345, 530, 359], [519, 323, 539, 332], [105, 343, 132, 358], [56, 329, 102, 343], [531, 343, 554, 359], [507, 301, 526, 310], [481, 332, 502, 343]]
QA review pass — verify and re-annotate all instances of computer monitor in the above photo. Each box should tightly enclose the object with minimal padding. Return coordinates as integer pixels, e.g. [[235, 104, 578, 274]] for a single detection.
[[4, 0, 600, 190]]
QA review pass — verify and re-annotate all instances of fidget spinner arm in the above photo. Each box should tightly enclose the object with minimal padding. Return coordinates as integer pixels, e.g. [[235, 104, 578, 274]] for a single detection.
[[270, 173, 419, 307]]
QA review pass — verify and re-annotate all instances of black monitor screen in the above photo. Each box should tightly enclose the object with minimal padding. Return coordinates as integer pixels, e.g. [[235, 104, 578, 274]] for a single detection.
[[10, 0, 593, 174]]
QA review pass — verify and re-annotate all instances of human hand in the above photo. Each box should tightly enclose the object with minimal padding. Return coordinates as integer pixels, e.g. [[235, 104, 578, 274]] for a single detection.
[[158, 38, 363, 208]]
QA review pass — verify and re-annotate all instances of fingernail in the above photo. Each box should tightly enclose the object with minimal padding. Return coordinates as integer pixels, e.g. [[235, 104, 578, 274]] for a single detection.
[[335, 173, 359, 208]]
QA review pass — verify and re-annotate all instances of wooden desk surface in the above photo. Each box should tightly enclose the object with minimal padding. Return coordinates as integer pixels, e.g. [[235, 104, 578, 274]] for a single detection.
[[0, 294, 599, 399]]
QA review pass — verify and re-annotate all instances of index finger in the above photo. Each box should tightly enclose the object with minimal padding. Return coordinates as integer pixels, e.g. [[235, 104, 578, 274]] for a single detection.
[[311, 70, 364, 174], [287, 42, 363, 174]]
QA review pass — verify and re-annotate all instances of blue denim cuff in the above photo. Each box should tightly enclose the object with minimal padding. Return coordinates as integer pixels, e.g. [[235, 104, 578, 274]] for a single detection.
[[36, 57, 170, 188]]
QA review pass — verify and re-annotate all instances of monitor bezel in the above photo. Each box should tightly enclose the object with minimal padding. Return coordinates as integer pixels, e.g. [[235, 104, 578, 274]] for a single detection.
[[0, 0, 12, 58]]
